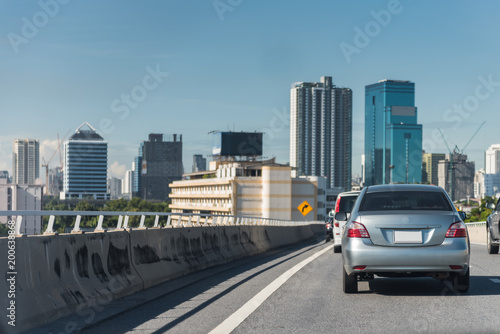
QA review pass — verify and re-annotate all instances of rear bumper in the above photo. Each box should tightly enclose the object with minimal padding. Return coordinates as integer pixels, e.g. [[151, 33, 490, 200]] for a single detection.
[[342, 237, 470, 276], [333, 222, 347, 246]]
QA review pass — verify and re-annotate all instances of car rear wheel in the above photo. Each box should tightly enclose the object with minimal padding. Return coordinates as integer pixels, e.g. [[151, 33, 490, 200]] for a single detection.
[[333, 245, 341, 253], [487, 227, 499, 254], [452, 267, 470, 293], [343, 266, 358, 293]]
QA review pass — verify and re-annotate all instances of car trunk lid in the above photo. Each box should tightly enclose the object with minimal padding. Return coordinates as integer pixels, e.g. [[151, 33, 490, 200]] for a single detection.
[[358, 211, 457, 246]]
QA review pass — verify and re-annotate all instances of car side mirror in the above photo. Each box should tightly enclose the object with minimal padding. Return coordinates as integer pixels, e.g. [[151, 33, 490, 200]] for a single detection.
[[487, 203, 496, 210], [335, 212, 348, 221], [458, 211, 466, 221]]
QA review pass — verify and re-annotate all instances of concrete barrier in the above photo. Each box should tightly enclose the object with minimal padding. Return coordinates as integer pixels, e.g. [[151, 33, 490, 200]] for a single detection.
[[0, 231, 144, 334], [0, 223, 323, 333], [466, 222, 486, 244]]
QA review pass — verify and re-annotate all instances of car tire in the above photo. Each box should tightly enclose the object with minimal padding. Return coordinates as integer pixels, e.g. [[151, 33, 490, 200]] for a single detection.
[[326, 235, 331, 243], [487, 226, 499, 254], [343, 266, 358, 293], [333, 245, 341, 253], [451, 266, 469, 293]]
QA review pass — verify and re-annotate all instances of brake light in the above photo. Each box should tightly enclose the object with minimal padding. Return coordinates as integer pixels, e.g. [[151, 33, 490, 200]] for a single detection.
[[335, 195, 341, 213], [326, 223, 331, 229], [353, 265, 366, 271], [334, 222, 339, 227], [346, 221, 370, 238], [449, 265, 463, 270], [445, 222, 467, 238]]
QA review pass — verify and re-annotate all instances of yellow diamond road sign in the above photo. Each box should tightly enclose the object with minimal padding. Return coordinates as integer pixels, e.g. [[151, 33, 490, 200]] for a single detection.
[[298, 201, 313, 216]]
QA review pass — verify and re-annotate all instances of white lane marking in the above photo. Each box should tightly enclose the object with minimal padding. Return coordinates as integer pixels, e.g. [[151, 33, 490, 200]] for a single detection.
[[209, 244, 334, 334], [490, 279, 500, 283]]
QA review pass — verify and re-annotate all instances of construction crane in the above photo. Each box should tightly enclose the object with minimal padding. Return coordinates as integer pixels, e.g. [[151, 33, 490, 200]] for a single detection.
[[42, 151, 58, 196], [42, 130, 71, 195], [438, 121, 486, 201]]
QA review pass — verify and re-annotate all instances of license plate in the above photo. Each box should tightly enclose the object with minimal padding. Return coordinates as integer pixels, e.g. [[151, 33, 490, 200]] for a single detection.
[[393, 230, 422, 244]]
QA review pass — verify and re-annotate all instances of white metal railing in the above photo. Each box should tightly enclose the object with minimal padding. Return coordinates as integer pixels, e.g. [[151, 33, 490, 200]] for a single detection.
[[0, 210, 323, 236], [465, 221, 486, 227]]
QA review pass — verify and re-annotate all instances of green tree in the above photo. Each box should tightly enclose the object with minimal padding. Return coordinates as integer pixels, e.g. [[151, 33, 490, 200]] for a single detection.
[[0, 223, 9, 237], [465, 196, 496, 223]]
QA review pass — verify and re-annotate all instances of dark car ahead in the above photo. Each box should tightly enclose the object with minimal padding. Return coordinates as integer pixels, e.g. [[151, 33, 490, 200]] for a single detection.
[[487, 200, 500, 254], [325, 217, 333, 242]]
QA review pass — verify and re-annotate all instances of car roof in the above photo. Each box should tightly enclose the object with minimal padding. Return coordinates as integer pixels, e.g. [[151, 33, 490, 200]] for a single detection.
[[365, 184, 443, 193], [338, 190, 361, 197]]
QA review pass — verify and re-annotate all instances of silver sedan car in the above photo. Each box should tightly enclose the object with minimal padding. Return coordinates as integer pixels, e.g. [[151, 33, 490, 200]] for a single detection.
[[339, 184, 470, 293]]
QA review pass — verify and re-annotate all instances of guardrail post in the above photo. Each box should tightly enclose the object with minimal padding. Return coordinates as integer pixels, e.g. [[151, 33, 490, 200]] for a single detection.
[[44, 216, 56, 235], [187, 215, 192, 227], [72, 215, 82, 234], [166, 215, 172, 228], [139, 215, 146, 229], [15, 216, 23, 236], [177, 216, 182, 227], [95, 215, 105, 232], [196, 215, 200, 226], [117, 215, 123, 229], [154, 215, 160, 227], [123, 216, 129, 229]]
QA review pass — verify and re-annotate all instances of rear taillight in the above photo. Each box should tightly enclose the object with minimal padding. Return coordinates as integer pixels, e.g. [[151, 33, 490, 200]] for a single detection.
[[346, 221, 370, 238], [335, 195, 341, 213], [353, 265, 367, 271], [334, 222, 339, 227], [445, 221, 467, 238], [326, 223, 331, 229]]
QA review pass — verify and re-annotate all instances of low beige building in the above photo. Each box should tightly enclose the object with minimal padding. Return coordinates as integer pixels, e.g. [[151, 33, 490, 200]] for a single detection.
[[0, 179, 43, 235], [169, 159, 327, 221]]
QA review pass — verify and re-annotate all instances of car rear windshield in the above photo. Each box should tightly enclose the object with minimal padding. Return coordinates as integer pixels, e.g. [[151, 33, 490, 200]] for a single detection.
[[338, 195, 358, 213], [359, 191, 453, 211]]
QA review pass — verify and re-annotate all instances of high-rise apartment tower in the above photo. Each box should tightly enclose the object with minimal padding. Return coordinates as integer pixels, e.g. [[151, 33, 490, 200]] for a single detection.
[[290, 76, 352, 190], [12, 139, 39, 184]]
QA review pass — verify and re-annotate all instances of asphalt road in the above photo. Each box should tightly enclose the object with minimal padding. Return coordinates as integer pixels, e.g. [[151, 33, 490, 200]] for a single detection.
[[49, 239, 500, 334]]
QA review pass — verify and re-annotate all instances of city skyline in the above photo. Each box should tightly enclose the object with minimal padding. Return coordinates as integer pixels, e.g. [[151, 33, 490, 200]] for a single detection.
[[1, 1, 500, 179]]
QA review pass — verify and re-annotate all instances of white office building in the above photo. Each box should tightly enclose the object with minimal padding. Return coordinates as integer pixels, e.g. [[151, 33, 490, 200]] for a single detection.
[[61, 122, 109, 200], [121, 169, 134, 199], [474, 144, 500, 198], [485, 144, 500, 174]]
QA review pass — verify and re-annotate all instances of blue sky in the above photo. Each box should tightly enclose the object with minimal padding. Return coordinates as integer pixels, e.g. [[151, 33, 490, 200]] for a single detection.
[[1, 0, 499, 179]]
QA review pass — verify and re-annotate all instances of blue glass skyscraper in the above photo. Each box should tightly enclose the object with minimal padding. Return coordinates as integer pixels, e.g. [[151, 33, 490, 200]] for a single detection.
[[364, 80, 422, 185]]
